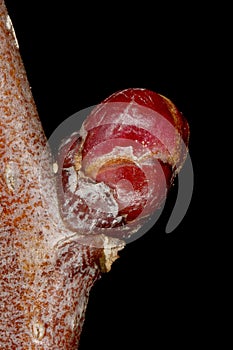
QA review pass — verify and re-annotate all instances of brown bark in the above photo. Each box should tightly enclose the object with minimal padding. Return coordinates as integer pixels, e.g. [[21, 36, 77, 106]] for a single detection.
[[0, 1, 124, 349]]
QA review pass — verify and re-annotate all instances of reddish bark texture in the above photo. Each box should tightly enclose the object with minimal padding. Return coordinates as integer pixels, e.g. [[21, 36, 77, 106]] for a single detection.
[[0, 2, 123, 349]]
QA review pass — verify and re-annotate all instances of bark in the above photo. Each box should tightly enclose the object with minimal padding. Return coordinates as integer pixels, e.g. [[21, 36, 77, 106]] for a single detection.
[[0, 1, 124, 349]]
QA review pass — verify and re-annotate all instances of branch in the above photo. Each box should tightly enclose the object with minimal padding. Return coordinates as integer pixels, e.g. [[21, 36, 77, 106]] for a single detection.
[[0, 1, 124, 349]]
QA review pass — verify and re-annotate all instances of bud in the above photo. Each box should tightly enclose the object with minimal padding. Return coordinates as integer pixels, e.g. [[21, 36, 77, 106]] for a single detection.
[[56, 88, 190, 240]]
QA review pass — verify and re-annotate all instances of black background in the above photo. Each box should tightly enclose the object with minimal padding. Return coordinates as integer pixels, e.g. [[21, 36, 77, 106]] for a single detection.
[[4, 1, 212, 349]]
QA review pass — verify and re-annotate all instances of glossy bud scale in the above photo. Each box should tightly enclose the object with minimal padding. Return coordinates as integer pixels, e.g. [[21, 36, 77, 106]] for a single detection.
[[56, 88, 189, 240]]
